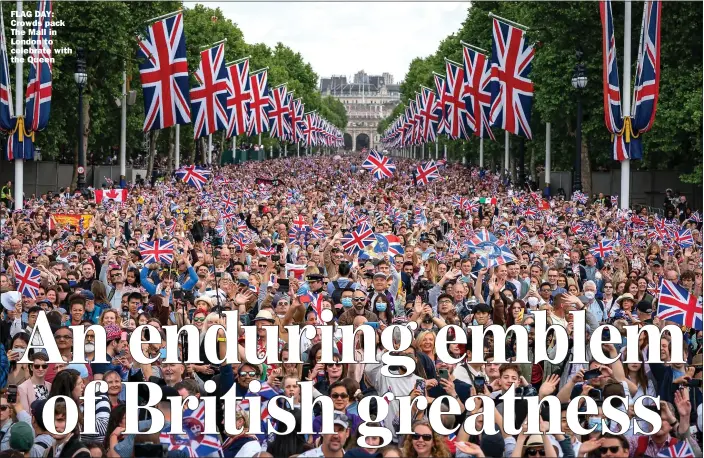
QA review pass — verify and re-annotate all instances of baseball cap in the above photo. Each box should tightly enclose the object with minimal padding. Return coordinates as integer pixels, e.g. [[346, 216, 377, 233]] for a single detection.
[[636, 300, 653, 315], [333, 412, 350, 429], [9, 422, 34, 452], [80, 290, 95, 301], [31, 399, 47, 418], [373, 272, 389, 279]]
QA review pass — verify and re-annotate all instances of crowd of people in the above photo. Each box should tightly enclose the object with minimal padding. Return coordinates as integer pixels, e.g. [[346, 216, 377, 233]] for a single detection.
[[0, 153, 701, 458]]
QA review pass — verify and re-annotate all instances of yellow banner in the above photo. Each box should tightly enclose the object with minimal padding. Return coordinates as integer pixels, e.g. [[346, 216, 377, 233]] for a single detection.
[[52, 214, 93, 230]]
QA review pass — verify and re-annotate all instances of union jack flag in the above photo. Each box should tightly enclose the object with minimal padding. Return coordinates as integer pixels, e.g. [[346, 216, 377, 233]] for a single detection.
[[443, 59, 472, 139], [657, 280, 703, 330], [384, 234, 405, 256], [415, 161, 440, 186], [611, 195, 619, 206], [191, 43, 228, 139], [466, 229, 517, 268], [292, 215, 308, 231], [414, 207, 427, 225], [675, 229, 694, 248], [282, 90, 294, 142], [657, 441, 696, 458], [362, 149, 396, 179], [419, 86, 441, 143], [302, 112, 315, 146], [139, 239, 174, 265], [341, 222, 375, 255], [136, 12, 190, 131], [175, 166, 211, 190], [225, 57, 251, 138], [257, 245, 276, 257], [689, 211, 702, 224], [572, 191, 588, 205], [489, 18, 535, 138], [600, 0, 627, 161], [589, 239, 615, 258], [451, 195, 471, 211], [268, 84, 290, 139], [12, 260, 41, 298], [247, 69, 270, 135], [629, 1, 661, 161], [290, 98, 304, 143], [433, 73, 450, 136], [160, 401, 222, 457], [0, 1, 13, 132], [462, 43, 495, 140], [24, 0, 53, 133]]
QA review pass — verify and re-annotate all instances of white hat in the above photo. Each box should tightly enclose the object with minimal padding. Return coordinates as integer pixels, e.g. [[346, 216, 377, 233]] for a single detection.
[[1, 291, 21, 311]]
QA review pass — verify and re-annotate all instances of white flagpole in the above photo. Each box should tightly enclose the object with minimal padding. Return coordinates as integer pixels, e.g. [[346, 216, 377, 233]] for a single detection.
[[297, 142, 300, 157], [620, 0, 632, 210], [119, 69, 127, 179], [13, 0, 23, 210], [175, 124, 180, 169], [435, 142, 438, 160], [479, 137, 484, 168], [504, 130, 510, 177], [545, 122, 551, 194], [207, 134, 212, 164]]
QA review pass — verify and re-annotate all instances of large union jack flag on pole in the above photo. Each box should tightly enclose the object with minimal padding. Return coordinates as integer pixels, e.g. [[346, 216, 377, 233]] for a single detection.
[[489, 17, 535, 139], [24, 0, 53, 133], [191, 42, 229, 140], [462, 43, 495, 140], [225, 57, 251, 138], [139, 239, 175, 265], [362, 149, 396, 179], [657, 280, 703, 330], [444, 59, 473, 140], [433, 72, 450, 137], [419, 86, 441, 143], [302, 111, 315, 147], [136, 11, 191, 132], [175, 165, 212, 190], [628, 0, 661, 161], [0, 1, 14, 133], [290, 97, 304, 144], [246, 68, 270, 136], [415, 161, 440, 186], [600, 0, 627, 161], [268, 84, 290, 139]]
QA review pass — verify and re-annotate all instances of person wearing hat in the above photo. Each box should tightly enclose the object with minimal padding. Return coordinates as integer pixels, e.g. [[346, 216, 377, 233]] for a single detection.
[[298, 413, 350, 458], [512, 432, 561, 458], [7, 421, 33, 455], [306, 274, 326, 295], [614, 293, 637, 321], [90, 324, 126, 381], [636, 300, 653, 322], [79, 290, 103, 325]]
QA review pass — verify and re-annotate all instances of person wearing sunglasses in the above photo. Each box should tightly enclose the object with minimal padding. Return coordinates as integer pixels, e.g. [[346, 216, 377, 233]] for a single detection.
[[516, 434, 558, 458], [233, 363, 262, 397], [310, 379, 362, 445], [401, 420, 451, 458], [17, 352, 50, 415], [593, 433, 629, 458], [298, 413, 350, 458]]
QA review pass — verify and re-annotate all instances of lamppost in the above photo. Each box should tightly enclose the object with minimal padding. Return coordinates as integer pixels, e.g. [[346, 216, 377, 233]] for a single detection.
[[74, 48, 87, 189], [571, 51, 587, 194]]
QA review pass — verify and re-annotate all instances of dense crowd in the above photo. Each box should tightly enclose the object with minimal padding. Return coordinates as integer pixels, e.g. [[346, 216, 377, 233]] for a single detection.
[[0, 153, 701, 458]]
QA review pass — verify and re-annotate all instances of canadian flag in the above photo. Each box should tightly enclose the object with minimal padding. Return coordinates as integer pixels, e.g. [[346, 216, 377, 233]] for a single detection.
[[94, 189, 127, 204]]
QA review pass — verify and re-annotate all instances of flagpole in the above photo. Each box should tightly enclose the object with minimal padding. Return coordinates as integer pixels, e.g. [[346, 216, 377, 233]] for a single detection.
[[479, 137, 484, 168], [297, 142, 300, 157], [144, 8, 182, 24], [175, 124, 180, 169], [504, 130, 510, 177], [620, 0, 632, 210], [435, 142, 438, 160], [443, 144, 447, 162], [119, 68, 127, 180], [208, 134, 212, 164], [231, 135, 235, 162], [422, 143, 425, 160], [545, 122, 551, 195], [258, 133, 262, 161], [13, 0, 23, 210], [488, 12, 530, 30]]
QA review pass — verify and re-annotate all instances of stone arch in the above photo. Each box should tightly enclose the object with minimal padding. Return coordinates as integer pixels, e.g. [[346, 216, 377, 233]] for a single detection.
[[355, 133, 370, 151], [343, 133, 353, 150]]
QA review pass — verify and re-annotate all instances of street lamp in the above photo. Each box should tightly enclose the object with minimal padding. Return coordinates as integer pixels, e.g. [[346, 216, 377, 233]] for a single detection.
[[74, 48, 87, 189], [571, 52, 587, 194]]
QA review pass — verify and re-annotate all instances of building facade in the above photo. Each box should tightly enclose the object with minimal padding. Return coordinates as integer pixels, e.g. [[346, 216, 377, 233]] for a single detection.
[[320, 70, 401, 151]]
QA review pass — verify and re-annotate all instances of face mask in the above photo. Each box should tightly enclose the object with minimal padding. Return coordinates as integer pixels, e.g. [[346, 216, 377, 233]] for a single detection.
[[375, 302, 387, 312], [585, 291, 596, 301], [12, 347, 25, 357], [68, 280, 77, 287], [85, 343, 95, 354], [341, 298, 353, 308], [587, 417, 602, 432], [527, 297, 539, 308]]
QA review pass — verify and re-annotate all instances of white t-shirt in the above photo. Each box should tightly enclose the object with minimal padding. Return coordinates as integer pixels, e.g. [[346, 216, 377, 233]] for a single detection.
[[235, 440, 262, 458]]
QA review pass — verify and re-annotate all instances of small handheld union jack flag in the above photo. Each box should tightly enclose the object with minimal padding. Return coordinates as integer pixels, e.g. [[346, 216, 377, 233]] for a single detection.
[[13, 260, 41, 298], [610, 195, 619, 206], [341, 223, 376, 255], [175, 166, 212, 190], [675, 229, 694, 248], [362, 150, 396, 180], [466, 229, 517, 268], [139, 239, 175, 265], [589, 239, 615, 258], [415, 161, 440, 186], [657, 440, 695, 458], [657, 280, 703, 331]]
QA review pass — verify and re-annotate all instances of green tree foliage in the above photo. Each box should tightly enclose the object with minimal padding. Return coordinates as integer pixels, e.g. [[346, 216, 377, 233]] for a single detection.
[[380, 1, 702, 179]]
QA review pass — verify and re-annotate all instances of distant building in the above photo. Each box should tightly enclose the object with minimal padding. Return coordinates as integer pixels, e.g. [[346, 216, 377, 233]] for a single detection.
[[320, 70, 401, 151]]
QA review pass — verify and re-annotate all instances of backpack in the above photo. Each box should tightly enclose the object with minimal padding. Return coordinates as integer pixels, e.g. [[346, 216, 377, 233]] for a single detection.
[[330, 280, 345, 305]]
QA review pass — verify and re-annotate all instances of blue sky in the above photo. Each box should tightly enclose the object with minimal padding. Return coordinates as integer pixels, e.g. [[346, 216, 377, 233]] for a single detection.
[[200, 1, 468, 83]]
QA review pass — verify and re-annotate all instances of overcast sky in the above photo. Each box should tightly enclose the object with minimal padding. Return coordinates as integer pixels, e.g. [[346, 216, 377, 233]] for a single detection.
[[199, 1, 468, 84]]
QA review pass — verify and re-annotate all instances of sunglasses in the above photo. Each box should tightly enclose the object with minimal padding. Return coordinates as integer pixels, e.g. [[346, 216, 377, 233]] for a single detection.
[[33, 364, 48, 370], [352, 297, 366, 302], [327, 362, 342, 368], [331, 392, 349, 399], [599, 447, 621, 454], [411, 433, 432, 442], [0, 406, 7, 412], [239, 371, 257, 377], [193, 317, 205, 322], [526, 448, 545, 456]]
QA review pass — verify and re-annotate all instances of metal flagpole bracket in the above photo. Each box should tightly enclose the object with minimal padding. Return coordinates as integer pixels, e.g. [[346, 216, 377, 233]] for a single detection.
[[144, 8, 183, 24], [460, 40, 489, 55], [444, 57, 463, 67], [225, 55, 251, 66], [488, 12, 530, 31], [250, 67, 269, 74], [200, 38, 227, 49]]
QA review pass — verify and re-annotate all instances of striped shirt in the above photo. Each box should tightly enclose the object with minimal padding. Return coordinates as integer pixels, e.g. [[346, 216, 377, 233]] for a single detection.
[[79, 395, 111, 444]]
